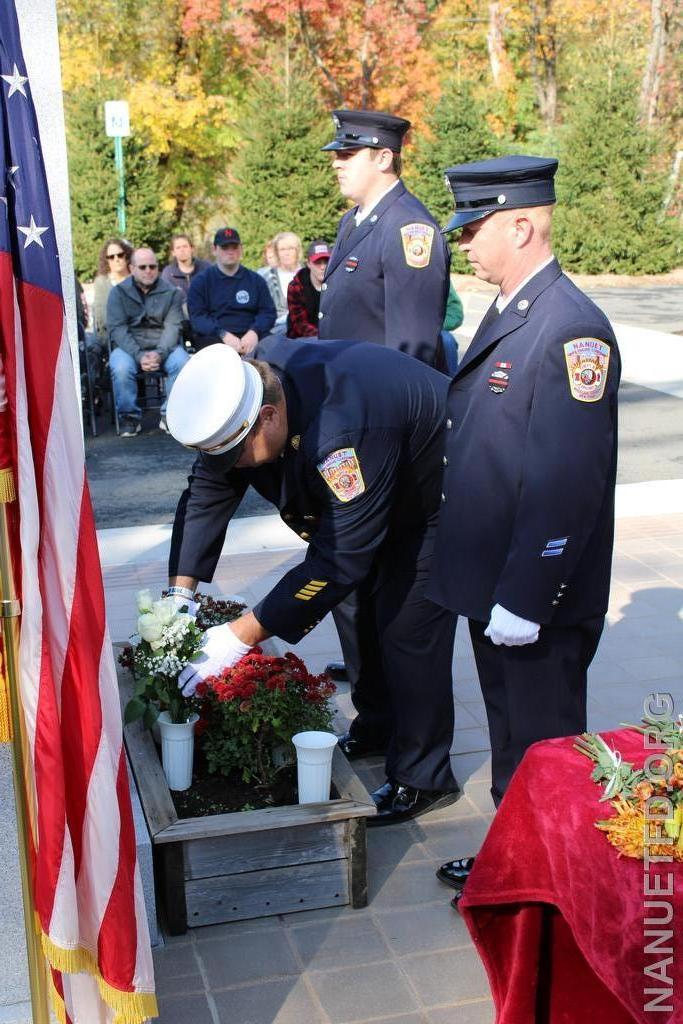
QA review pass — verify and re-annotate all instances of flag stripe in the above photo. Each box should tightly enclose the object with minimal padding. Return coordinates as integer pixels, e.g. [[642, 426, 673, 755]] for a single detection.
[[0, 2, 156, 1017]]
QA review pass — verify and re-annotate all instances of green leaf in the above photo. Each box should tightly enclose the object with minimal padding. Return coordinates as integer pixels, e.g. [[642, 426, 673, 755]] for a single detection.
[[124, 697, 146, 724], [143, 704, 159, 729]]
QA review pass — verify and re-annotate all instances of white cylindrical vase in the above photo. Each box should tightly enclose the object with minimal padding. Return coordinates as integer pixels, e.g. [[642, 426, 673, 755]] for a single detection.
[[292, 731, 337, 804], [158, 711, 199, 792]]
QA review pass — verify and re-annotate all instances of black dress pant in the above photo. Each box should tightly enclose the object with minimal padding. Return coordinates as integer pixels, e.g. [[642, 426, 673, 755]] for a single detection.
[[468, 616, 604, 806], [331, 519, 458, 793]]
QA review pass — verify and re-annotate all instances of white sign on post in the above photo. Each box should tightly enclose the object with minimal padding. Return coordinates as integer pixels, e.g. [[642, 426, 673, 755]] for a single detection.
[[104, 100, 130, 138]]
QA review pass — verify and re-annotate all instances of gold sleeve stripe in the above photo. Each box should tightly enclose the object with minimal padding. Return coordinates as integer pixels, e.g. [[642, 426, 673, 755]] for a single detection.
[[294, 579, 329, 601]]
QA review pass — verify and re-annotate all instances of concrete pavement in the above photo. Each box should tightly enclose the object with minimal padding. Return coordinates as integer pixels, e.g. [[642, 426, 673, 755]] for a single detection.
[[97, 495, 683, 1024]]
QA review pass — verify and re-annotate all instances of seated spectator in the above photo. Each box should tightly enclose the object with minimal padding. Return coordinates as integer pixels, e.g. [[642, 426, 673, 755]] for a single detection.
[[261, 232, 303, 333], [187, 227, 276, 353], [93, 237, 133, 340], [107, 247, 189, 437], [76, 274, 104, 398], [286, 239, 331, 338], [161, 234, 211, 299], [256, 240, 277, 277]]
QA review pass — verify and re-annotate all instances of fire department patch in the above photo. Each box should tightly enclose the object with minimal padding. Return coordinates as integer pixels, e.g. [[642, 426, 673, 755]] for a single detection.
[[563, 338, 610, 402], [400, 223, 434, 269], [317, 448, 366, 502]]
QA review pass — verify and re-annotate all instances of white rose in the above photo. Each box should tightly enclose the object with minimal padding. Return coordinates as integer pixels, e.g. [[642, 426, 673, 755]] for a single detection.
[[137, 589, 154, 613], [153, 599, 177, 626], [138, 612, 163, 643]]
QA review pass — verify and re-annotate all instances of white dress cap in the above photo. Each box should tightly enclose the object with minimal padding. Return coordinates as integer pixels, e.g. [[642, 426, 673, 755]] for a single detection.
[[166, 346, 264, 455]]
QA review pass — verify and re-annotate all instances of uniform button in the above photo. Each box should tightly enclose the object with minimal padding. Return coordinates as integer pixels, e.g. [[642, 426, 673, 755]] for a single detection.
[[284, 513, 293, 522], [552, 600, 559, 606], [321, 283, 327, 291], [300, 531, 310, 541], [443, 456, 448, 467], [318, 311, 323, 319], [446, 418, 452, 429], [441, 493, 446, 503]]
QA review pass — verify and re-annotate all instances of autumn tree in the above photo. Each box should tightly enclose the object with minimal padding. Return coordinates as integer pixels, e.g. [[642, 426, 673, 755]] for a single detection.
[[183, 0, 439, 121], [228, 65, 344, 266], [554, 58, 681, 273], [57, 0, 243, 266]]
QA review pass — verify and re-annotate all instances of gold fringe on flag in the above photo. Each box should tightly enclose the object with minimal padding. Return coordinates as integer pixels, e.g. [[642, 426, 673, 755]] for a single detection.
[[42, 932, 159, 1024], [49, 973, 68, 1024], [0, 645, 11, 743], [0, 467, 16, 504]]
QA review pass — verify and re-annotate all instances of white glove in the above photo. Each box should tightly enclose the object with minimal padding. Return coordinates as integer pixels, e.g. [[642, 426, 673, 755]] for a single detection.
[[167, 593, 199, 617], [484, 603, 540, 646], [178, 622, 251, 695]]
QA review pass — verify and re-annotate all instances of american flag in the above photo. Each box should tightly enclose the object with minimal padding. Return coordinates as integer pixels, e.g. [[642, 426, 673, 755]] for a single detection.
[[0, 4, 156, 1022]]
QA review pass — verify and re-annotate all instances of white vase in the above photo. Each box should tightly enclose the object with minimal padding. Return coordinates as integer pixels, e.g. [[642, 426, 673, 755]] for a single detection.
[[157, 711, 199, 792], [292, 731, 337, 804]]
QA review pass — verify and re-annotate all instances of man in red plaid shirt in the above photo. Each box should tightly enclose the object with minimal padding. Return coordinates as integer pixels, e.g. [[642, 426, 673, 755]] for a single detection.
[[286, 239, 331, 338]]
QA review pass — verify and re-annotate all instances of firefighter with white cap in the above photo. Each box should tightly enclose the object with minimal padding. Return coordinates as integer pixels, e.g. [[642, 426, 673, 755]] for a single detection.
[[166, 336, 460, 825]]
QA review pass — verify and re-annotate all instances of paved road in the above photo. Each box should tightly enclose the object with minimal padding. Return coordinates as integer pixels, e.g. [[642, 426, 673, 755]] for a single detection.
[[461, 285, 683, 335], [85, 285, 683, 529]]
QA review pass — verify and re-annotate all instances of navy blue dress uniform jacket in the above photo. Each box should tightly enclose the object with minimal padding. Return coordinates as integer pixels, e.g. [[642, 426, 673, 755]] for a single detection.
[[187, 264, 276, 348], [318, 181, 450, 365], [170, 337, 449, 643], [427, 259, 620, 626]]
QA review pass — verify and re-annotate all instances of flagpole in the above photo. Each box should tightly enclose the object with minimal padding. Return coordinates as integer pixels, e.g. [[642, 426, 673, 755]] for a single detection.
[[0, 468, 50, 1023]]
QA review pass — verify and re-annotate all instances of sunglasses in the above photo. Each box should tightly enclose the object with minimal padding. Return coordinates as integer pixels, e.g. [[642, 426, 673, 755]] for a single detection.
[[136, 264, 158, 270], [107, 252, 126, 260]]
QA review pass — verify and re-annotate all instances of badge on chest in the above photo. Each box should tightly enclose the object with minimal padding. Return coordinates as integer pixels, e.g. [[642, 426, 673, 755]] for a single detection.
[[345, 256, 359, 273], [488, 361, 511, 393]]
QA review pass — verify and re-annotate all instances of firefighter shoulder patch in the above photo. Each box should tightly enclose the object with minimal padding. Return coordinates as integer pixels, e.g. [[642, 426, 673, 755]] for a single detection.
[[400, 223, 434, 269], [563, 338, 610, 402], [317, 448, 365, 502]]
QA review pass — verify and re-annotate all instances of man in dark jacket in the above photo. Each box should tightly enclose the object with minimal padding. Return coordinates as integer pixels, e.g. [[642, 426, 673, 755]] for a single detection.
[[107, 247, 188, 436], [428, 156, 621, 898], [318, 109, 450, 367], [166, 337, 461, 825], [187, 227, 276, 352]]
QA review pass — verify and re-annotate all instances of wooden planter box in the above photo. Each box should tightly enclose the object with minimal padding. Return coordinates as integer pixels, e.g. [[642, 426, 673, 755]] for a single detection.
[[116, 647, 376, 934]]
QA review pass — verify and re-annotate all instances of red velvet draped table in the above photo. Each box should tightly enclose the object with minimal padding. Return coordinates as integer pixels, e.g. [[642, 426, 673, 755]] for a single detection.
[[459, 730, 681, 1024]]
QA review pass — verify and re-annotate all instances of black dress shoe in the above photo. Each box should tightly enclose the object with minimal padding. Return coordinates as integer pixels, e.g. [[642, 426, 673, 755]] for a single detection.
[[368, 780, 460, 827], [336, 731, 387, 759], [450, 890, 464, 910], [436, 856, 476, 890], [324, 661, 349, 682]]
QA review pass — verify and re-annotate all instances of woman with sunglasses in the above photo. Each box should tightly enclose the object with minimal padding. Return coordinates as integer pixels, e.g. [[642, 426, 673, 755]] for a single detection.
[[93, 238, 133, 340]]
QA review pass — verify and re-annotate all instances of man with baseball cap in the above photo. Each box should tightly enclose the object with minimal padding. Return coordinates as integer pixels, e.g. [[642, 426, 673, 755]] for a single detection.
[[166, 336, 461, 825], [427, 155, 621, 899], [187, 227, 276, 353], [286, 239, 332, 338], [318, 109, 450, 367]]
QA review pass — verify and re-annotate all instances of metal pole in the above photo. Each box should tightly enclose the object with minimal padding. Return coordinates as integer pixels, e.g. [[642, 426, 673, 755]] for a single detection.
[[114, 135, 126, 235], [0, 476, 50, 1023]]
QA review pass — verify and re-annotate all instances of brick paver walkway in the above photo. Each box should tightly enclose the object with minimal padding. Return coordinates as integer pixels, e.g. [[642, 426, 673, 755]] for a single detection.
[[98, 511, 683, 1024]]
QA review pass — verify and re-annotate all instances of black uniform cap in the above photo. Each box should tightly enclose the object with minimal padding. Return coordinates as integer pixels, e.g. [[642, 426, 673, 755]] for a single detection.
[[321, 109, 411, 152], [442, 155, 558, 232]]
